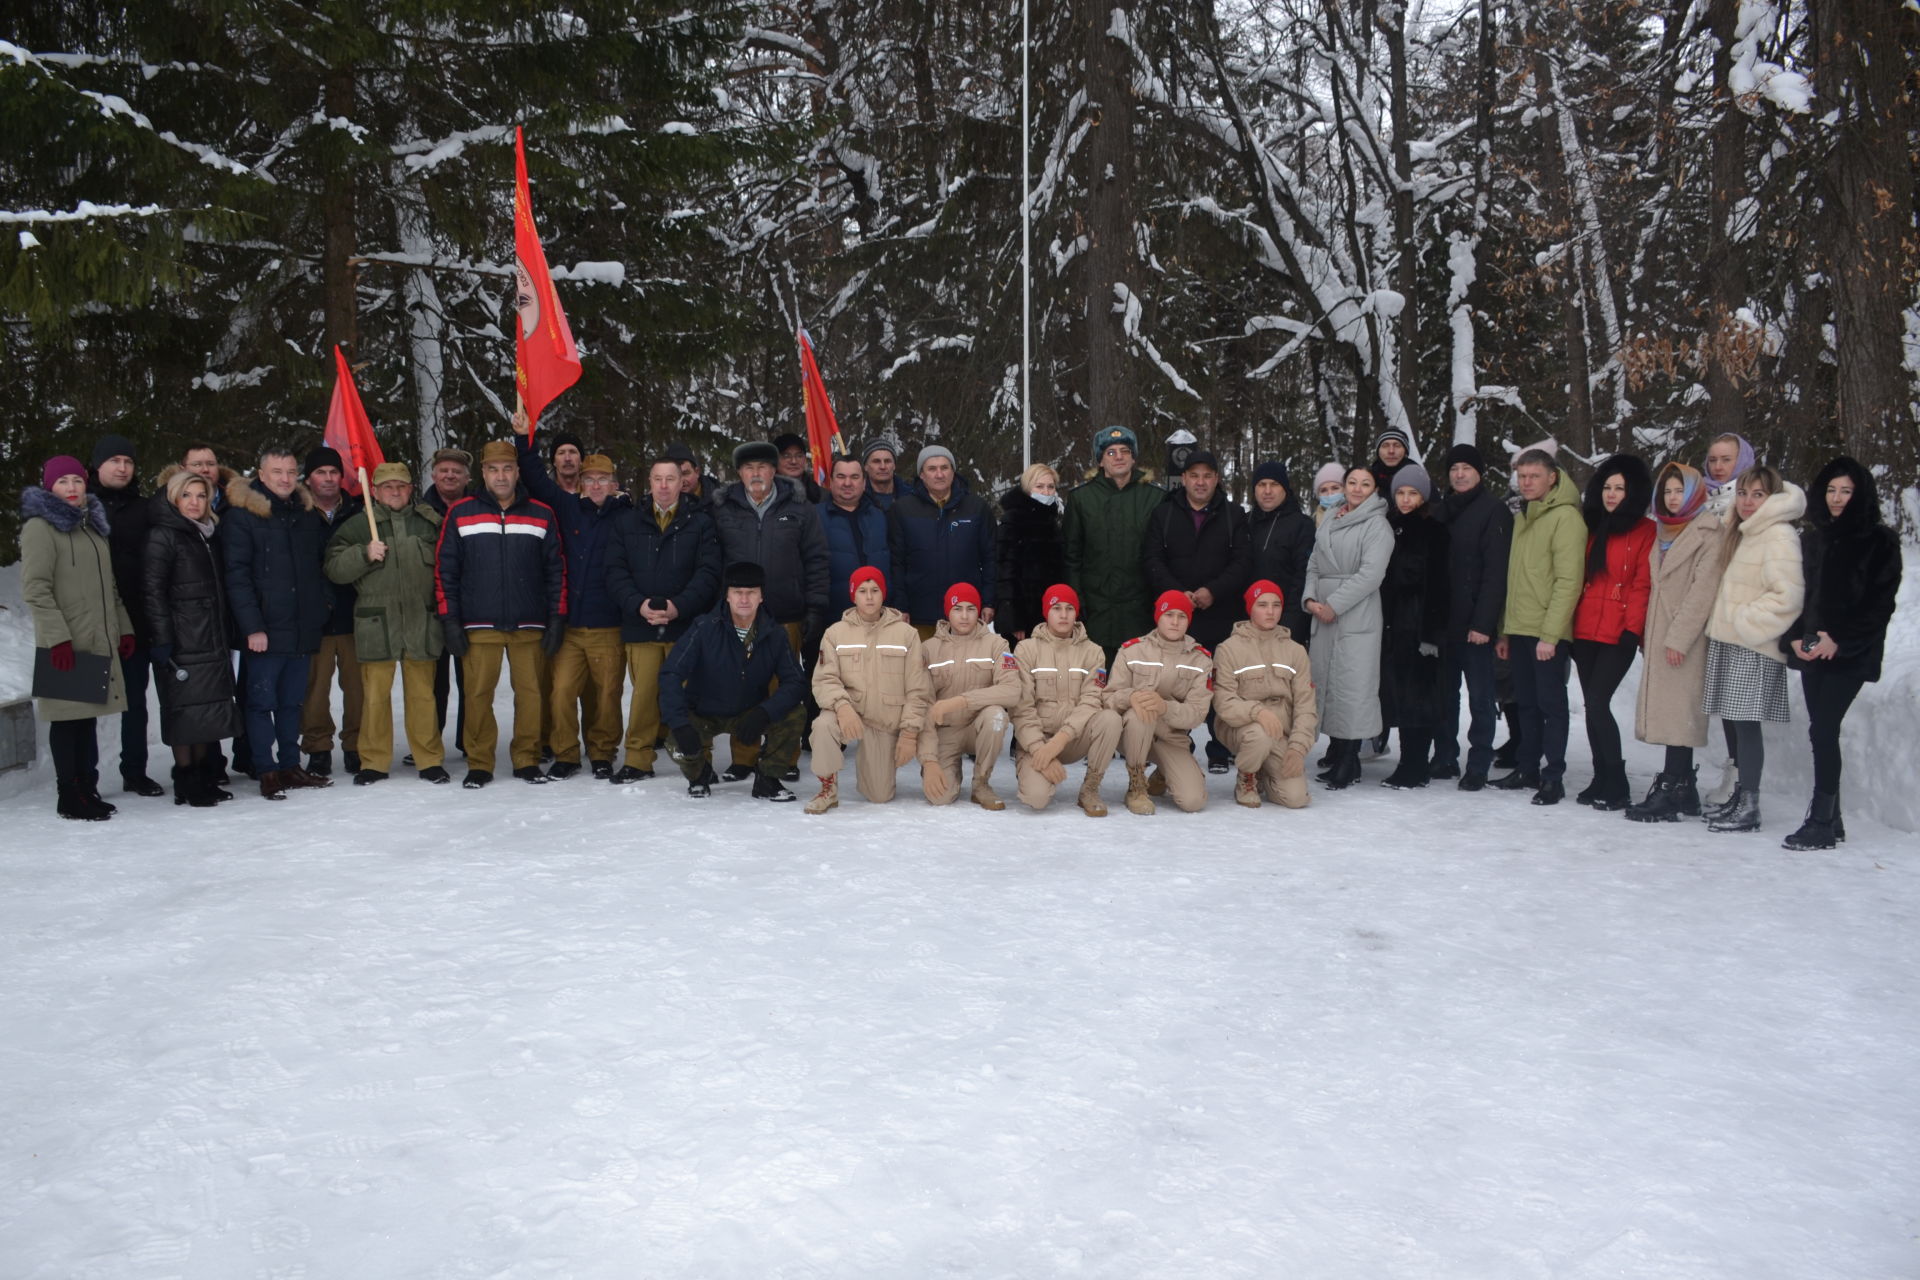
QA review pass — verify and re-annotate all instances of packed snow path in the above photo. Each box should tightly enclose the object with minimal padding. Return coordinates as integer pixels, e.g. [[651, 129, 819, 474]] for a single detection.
[[3, 753, 1915, 1278]]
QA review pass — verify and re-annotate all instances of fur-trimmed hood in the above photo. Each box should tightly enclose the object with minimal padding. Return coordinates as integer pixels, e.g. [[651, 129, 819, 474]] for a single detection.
[[226, 472, 315, 519], [20, 485, 110, 537]]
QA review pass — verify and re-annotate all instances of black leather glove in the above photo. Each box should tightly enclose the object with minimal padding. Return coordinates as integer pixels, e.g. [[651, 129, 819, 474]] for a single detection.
[[671, 723, 704, 759], [542, 616, 566, 657], [733, 705, 770, 748], [803, 610, 827, 651], [443, 618, 469, 659]]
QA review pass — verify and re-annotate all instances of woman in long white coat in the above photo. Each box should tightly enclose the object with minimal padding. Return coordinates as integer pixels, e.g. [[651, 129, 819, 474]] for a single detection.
[[1302, 466, 1395, 789]]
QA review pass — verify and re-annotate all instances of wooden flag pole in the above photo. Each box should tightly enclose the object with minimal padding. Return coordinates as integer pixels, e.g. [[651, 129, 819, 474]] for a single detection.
[[359, 467, 381, 545]]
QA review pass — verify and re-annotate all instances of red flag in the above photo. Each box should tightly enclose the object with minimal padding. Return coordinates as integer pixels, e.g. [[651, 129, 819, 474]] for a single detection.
[[514, 126, 582, 437], [796, 328, 846, 485], [323, 345, 384, 497]]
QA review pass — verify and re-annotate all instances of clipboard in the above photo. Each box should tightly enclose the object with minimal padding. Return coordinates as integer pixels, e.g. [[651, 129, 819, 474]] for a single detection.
[[32, 647, 115, 704]]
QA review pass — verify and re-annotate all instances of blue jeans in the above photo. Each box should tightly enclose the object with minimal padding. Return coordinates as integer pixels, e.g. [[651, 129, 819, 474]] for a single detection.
[[1509, 636, 1570, 783], [1434, 639, 1498, 776], [118, 646, 151, 779], [245, 653, 311, 774]]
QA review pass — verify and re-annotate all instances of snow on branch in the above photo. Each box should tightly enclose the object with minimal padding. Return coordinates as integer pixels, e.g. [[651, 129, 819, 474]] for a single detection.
[[1114, 284, 1202, 400]]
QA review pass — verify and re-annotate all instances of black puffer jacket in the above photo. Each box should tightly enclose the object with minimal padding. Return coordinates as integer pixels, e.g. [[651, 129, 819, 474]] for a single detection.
[[314, 495, 364, 637], [995, 487, 1067, 638], [708, 477, 830, 626], [1788, 456, 1904, 682], [1246, 499, 1315, 640], [1379, 504, 1451, 731], [92, 476, 154, 638], [143, 497, 240, 745], [220, 476, 332, 654], [605, 502, 724, 644], [1141, 487, 1252, 650], [1435, 481, 1511, 641]]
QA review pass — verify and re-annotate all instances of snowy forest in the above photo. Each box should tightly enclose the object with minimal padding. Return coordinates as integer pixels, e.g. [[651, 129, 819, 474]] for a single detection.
[[3, 0, 1916, 545]]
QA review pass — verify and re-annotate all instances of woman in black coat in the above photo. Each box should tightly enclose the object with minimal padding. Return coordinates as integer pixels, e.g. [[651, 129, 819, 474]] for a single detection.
[[995, 462, 1067, 640], [1780, 456, 1903, 850], [1378, 465, 1450, 788], [143, 470, 241, 806]]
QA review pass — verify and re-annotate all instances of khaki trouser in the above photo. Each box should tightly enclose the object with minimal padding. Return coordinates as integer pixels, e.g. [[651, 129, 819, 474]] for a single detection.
[[1121, 713, 1208, 812], [922, 707, 1010, 806], [551, 626, 625, 764], [359, 659, 443, 775], [1016, 708, 1122, 810], [810, 714, 905, 803], [1213, 720, 1310, 808], [622, 641, 673, 769], [731, 622, 803, 769], [301, 633, 363, 752], [462, 629, 545, 773]]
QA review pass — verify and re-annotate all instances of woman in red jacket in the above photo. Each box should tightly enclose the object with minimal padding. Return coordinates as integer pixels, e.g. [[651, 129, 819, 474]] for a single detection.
[[1571, 454, 1655, 809]]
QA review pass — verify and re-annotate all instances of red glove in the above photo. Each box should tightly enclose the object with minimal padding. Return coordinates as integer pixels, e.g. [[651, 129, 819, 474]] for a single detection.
[[119, 634, 136, 659], [49, 641, 75, 671]]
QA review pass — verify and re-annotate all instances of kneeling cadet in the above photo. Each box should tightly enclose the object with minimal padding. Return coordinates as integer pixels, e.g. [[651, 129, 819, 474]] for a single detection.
[[1211, 579, 1318, 808], [918, 582, 1021, 809], [1107, 590, 1216, 814], [1011, 584, 1122, 816], [806, 566, 932, 813]]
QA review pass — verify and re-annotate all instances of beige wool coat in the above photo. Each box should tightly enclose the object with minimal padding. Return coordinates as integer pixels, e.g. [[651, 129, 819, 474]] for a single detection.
[[1704, 484, 1807, 663], [1634, 513, 1722, 747]]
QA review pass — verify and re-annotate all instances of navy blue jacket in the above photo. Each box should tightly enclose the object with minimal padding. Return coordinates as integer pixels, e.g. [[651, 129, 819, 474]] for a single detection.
[[604, 501, 724, 644], [658, 605, 806, 725], [886, 479, 996, 622], [220, 476, 332, 654], [516, 438, 631, 630], [818, 495, 892, 608], [434, 488, 566, 632]]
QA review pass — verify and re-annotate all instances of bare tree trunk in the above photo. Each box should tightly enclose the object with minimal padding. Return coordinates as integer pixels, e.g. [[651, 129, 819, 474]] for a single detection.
[[1815, 0, 1919, 488], [1384, 1, 1419, 446], [321, 67, 358, 358], [1082, 0, 1136, 433], [1532, 52, 1594, 452], [1700, 0, 1751, 440], [1447, 0, 1499, 446]]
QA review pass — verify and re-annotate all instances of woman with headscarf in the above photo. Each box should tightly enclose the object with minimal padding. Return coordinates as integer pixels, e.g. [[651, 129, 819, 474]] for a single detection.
[[1570, 455, 1655, 809], [1627, 462, 1724, 821], [1698, 431, 1757, 806], [143, 469, 242, 806], [20, 456, 134, 820], [1780, 457, 1903, 850], [1302, 466, 1395, 789]]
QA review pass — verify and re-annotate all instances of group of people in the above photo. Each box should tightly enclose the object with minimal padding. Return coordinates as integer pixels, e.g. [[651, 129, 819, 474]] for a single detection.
[[19, 419, 1901, 851]]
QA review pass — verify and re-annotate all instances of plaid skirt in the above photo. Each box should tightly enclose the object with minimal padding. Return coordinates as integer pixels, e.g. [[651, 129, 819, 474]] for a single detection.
[[1701, 638, 1791, 722]]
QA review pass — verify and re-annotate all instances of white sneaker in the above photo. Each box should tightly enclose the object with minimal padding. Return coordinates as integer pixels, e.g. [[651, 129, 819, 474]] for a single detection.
[[1704, 758, 1738, 807]]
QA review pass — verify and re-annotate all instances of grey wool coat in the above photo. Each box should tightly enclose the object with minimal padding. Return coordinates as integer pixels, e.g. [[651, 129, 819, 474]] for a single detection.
[[1303, 492, 1394, 739], [19, 487, 132, 720]]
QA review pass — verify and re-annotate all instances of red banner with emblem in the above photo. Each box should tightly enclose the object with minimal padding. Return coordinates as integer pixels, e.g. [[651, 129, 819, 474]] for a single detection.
[[797, 328, 845, 485], [323, 345, 385, 496], [514, 126, 582, 438]]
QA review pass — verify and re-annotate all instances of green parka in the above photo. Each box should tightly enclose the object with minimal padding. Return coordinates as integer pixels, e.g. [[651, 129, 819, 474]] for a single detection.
[[1062, 469, 1164, 656], [324, 502, 445, 662], [1501, 469, 1586, 646], [19, 488, 132, 721]]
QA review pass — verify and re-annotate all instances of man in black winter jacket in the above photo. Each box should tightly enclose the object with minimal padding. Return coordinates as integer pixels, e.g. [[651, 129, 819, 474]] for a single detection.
[[88, 433, 164, 797], [1431, 443, 1512, 787], [657, 562, 805, 801], [435, 440, 566, 788], [222, 448, 334, 796], [1245, 459, 1314, 642], [299, 447, 365, 776]]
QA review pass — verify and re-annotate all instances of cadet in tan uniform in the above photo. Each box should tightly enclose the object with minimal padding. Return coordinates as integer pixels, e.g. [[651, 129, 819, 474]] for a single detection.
[[805, 566, 932, 813], [1107, 590, 1216, 814], [1011, 584, 1122, 816], [1212, 578, 1318, 808], [918, 582, 1021, 809]]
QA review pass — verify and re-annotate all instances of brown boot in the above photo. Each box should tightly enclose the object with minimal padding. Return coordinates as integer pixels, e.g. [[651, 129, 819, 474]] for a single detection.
[[803, 775, 839, 814], [1235, 771, 1262, 808], [1076, 780, 1107, 817], [286, 767, 333, 789], [1124, 764, 1156, 815], [970, 782, 1006, 812], [260, 770, 290, 801], [1146, 766, 1168, 797]]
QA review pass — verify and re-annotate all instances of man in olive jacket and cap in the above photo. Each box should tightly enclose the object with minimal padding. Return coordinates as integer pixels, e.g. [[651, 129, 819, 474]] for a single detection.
[[325, 462, 447, 786], [1063, 424, 1164, 662], [1494, 446, 1586, 802]]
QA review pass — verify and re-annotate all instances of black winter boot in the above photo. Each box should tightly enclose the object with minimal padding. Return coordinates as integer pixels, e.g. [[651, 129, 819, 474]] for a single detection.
[[197, 755, 235, 803], [1626, 770, 1683, 823], [1590, 760, 1632, 811], [59, 782, 111, 821], [1324, 739, 1364, 790], [1381, 733, 1432, 789], [1781, 792, 1839, 851], [1707, 786, 1762, 833]]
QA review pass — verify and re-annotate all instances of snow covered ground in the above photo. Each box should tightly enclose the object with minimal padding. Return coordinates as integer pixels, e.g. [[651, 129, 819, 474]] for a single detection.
[[2, 560, 1917, 1278]]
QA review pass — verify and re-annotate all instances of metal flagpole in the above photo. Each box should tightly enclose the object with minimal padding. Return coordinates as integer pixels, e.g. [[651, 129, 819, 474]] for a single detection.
[[1021, 0, 1032, 472]]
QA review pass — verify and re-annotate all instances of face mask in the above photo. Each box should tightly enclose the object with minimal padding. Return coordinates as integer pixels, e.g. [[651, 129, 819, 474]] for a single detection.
[[1318, 491, 1344, 510]]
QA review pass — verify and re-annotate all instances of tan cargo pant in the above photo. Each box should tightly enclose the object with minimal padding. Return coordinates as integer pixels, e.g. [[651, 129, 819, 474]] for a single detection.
[[1213, 721, 1310, 808], [622, 641, 672, 769], [551, 626, 625, 764], [1016, 708, 1122, 810], [462, 630, 544, 773], [810, 713, 905, 803], [301, 632, 362, 753], [730, 622, 803, 769], [1121, 713, 1208, 812], [922, 706, 1010, 805], [359, 659, 443, 775]]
